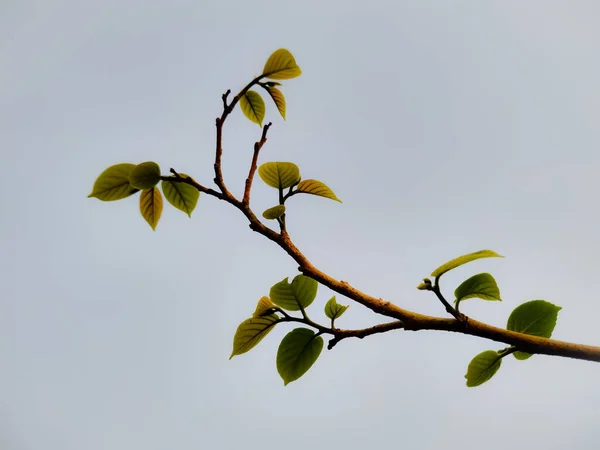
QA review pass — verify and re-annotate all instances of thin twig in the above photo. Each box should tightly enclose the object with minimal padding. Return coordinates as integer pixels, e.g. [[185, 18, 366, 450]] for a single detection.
[[243, 122, 272, 204]]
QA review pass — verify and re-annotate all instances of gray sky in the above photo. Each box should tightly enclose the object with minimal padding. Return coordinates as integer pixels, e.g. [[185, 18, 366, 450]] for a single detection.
[[2, 1, 600, 449]]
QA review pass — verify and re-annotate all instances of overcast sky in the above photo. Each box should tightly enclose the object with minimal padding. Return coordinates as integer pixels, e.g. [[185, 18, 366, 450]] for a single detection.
[[2, 1, 600, 449]]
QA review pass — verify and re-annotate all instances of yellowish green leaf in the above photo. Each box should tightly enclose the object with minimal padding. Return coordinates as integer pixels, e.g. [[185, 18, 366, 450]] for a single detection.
[[465, 350, 502, 387], [139, 187, 163, 230], [262, 48, 302, 80], [88, 163, 139, 201], [324, 296, 348, 321], [230, 314, 279, 359], [253, 296, 277, 318], [262, 205, 286, 220], [161, 175, 200, 217], [277, 328, 323, 385], [270, 274, 318, 311], [258, 162, 301, 190], [130, 161, 161, 190], [454, 273, 501, 304], [296, 179, 341, 203], [265, 86, 286, 119], [431, 250, 504, 278], [240, 90, 265, 126]]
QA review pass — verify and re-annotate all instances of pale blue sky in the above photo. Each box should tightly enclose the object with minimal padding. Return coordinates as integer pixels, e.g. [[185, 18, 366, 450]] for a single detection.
[[2, 1, 600, 449]]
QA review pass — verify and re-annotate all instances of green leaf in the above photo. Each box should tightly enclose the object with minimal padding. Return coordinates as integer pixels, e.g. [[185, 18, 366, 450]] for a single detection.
[[296, 179, 341, 203], [262, 48, 302, 80], [253, 296, 277, 318], [258, 162, 301, 190], [277, 328, 323, 385], [161, 175, 200, 217], [240, 90, 266, 126], [139, 187, 163, 231], [454, 273, 501, 304], [262, 205, 286, 220], [88, 163, 139, 201], [269, 274, 318, 311], [465, 350, 503, 387], [324, 296, 348, 321], [265, 86, 286, 119], [230, 314, 279, 359], [431, 250, 504, 278], [507, 300, 562, 360], [129, 161, 161, 190]]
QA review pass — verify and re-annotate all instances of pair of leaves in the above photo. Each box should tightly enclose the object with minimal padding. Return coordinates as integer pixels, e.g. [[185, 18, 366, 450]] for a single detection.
[[89, 163, 200, 230], [465, 300, 562, 387], [240, 48, 300, 125], [258, 162, 341, 219], [324, 296, 348, 321], [270, 274, 318, 311]]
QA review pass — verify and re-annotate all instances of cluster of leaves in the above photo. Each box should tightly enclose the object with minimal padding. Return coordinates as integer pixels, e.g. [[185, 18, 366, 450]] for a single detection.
[[420, 250, 562, 387], [230, 275, 348, 385], [88, 162, 199, 229]]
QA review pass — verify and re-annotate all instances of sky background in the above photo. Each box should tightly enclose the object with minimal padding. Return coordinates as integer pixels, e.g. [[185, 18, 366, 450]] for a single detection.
[[2, 1, 600, 449]]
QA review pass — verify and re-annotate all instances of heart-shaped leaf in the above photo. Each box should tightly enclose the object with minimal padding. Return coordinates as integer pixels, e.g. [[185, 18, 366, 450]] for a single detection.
[[262, 49, 302, 80], [258, 162, 301, 190], [324, 296, 348, 321], [277, 328, 323, 385], [507, 300, 562, 360], [269, 274, 318, 311]]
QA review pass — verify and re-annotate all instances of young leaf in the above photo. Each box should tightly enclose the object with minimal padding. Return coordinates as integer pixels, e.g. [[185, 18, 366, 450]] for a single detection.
[[269, 274, 318, 311], [262, 205, 286, 220], [240, 90, 266, 126], [258, 162, 301, 189], [277, 328, 323, 385], [262, 48, 302, 80], [296, 179, 341, 203], [465, 350, 503, 387], [130, 161, 161, 190], [454, 273, 501, 304], [88, 163, 139, 201], [324, 296, 349, 321], [507, 300, 562, 360], [253, 296, 277, 318], [431, 250, 504, 278], [230, 314, 279, 359], [139, 187, 163, 231], [265, 86, 286, 119], [161, 176, 200, 217]]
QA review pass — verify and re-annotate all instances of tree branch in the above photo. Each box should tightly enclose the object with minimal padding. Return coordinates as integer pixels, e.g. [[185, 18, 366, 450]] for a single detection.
[[243, 122, 272, 204]]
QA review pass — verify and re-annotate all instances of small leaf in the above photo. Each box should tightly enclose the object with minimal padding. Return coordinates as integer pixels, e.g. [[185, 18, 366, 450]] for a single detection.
[[270, 274, 318, 311], [262, 205, 286, 220], [431, 250, 504, 278], [253, 296, 277, 318], [240, 90, 266, 126], [88, 163, 139, 201], [465, 350, 502, 387], [130, 161, 161, 190], [324, 296, 348, 321], [277, 328, 323, 385], [258, 162, 301, 190], [161, 175, 200, 217], [230, 314, 279, 359], [507, 300, 562, 360], [262, 48, 302, 80], [265, 86, 286, 119], [455, 273, 501, 304], [296, 179, 341, 203], [139, 187, 163, 230]]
